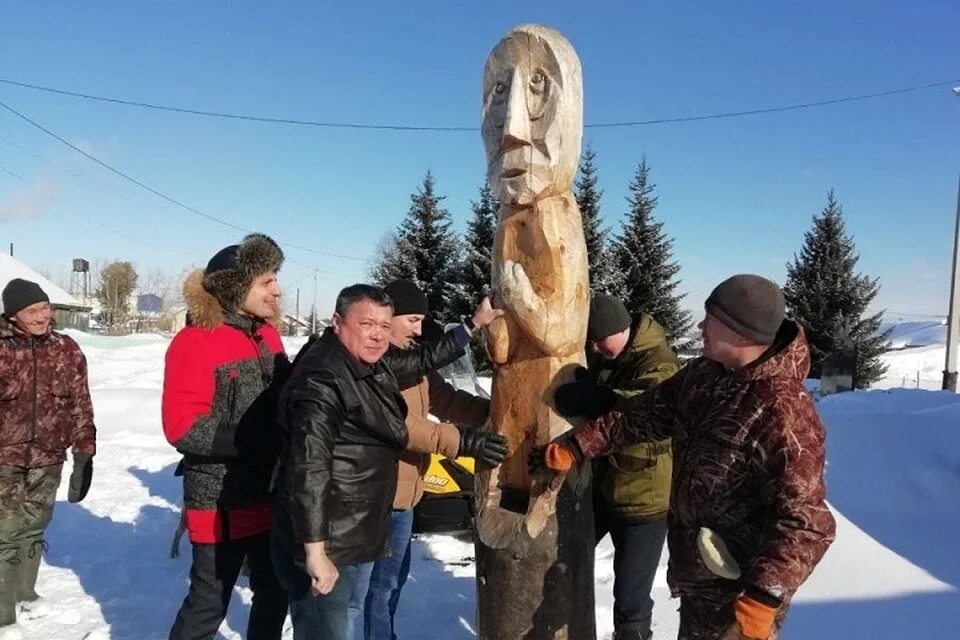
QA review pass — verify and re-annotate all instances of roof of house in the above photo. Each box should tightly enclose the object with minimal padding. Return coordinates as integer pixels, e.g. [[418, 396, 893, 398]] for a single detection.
[[0, 253, 88, 311]]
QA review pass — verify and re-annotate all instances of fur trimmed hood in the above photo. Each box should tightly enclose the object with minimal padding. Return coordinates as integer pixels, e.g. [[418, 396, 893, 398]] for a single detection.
[[184, 233, 284, 329]]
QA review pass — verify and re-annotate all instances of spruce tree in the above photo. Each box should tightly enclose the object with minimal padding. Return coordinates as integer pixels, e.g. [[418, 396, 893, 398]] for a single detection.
[[611, 158, 692, 344], [448, 183, 499, 371], [370, 171, 463, 322], [784, 190, 890, 387], [574, 144, 621, 295]]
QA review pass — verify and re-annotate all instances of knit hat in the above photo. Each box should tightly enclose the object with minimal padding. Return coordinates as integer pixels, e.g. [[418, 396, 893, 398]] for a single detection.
[[383, 279, 428, 316], [704, 274, 785, 345], [587, 294, 632, 342], [202, 233, 284, 310], [3, 278, 50, 317]]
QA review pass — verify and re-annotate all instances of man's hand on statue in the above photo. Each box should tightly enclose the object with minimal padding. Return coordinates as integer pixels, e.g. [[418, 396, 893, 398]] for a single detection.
[[470, 296, 505, 331], [553, 366, 618, 419], [459, 428, 509, 467], [528, 433, 582, 475]]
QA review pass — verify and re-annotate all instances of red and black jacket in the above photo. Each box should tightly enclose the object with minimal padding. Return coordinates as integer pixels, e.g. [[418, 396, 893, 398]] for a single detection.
[[162, 273, 289, 544]]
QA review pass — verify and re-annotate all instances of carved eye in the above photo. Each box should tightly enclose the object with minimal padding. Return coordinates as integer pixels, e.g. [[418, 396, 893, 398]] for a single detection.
[[531, 71, 545, 85], [494, 82, 506, 95]]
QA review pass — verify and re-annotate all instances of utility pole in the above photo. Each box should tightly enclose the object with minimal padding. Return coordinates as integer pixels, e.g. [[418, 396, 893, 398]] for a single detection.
[[940, 86, 960, 391], [942, 174, 960, 391]]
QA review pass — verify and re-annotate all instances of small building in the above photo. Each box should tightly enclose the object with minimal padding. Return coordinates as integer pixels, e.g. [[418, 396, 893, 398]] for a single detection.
[[0, 253, 91, 330]]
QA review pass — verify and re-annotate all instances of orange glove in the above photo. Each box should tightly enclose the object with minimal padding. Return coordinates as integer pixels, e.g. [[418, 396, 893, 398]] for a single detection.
[[734, 596, 778, 640], [542, 442, 577, 472]]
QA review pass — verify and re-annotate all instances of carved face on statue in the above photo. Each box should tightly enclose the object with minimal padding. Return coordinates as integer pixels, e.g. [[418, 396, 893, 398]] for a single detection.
[[482, 24, 583, 207]]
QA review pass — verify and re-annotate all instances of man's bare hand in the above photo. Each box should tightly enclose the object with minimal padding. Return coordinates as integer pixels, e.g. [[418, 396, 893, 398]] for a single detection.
[[304, 542, 339, 595], [471, 296, 505, 330]]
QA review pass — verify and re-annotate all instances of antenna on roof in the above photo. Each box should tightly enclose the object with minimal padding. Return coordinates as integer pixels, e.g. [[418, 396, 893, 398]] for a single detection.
[[8, 243, 12, 257]]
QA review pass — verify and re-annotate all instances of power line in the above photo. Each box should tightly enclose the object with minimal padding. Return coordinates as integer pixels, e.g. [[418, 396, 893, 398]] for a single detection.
[[0, 161, 23, 180], [0, 77, 953, 131], [0, 131, 334, 274], [0, 98, 367, 262]]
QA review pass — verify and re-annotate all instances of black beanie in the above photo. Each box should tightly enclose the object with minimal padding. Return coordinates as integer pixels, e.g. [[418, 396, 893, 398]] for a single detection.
[[202, 233, 284, 310], [587, 294, 632, 342], [384, 279, 428, 316], [3, 278, 50, 317], [705, 274, 785, 345]]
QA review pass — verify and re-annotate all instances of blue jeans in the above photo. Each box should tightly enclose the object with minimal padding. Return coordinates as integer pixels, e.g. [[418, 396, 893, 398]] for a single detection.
[[271, 536, 360, 640], [346, 509, 414, 640]]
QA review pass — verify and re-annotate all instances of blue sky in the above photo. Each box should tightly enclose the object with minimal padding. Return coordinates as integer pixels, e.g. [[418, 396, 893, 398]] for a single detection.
[[0, 1, 957, 321]]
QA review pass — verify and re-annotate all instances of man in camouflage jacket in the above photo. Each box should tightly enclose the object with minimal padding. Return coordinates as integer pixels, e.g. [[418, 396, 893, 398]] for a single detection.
[[0, 279, 96, 635], [573, 294, 680, 640], [540, 275, 836, 640]]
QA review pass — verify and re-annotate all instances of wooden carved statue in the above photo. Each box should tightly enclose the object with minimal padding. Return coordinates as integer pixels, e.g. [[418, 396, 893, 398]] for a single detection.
[[475, 24, 595, 640]]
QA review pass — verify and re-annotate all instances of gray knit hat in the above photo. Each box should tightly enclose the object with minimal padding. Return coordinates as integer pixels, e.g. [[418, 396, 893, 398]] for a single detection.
[[704, 274, 785, 345], [587, 294, 632, 342]]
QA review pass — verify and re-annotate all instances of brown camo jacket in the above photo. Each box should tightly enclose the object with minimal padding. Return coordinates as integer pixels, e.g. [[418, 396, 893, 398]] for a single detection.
[[0, 316, 96, 467], [573, 321, 836, 605]]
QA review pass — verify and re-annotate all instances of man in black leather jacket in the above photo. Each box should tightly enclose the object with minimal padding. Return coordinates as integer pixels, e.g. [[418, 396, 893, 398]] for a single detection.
[[270, 284, 504, 639]]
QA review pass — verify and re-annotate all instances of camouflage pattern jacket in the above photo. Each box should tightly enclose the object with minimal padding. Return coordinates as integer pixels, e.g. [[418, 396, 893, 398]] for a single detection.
[[588, 313, 679, 522], [0, 316, 96, 468], [573, 321, 835, 604]]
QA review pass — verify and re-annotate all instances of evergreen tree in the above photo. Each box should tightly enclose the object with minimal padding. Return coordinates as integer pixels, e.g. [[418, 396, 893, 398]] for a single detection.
[[784, 190, 890, 387], [611, 158, 692, 344], [574, 144, 621, 295], [369, 171, 463, 322], [447, 183, 499, 371]]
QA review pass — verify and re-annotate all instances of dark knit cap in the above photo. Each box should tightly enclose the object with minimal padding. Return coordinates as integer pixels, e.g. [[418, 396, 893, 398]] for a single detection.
[[383, 279, 429, 316], [3, 278, 50, 317], [202, 233, 284, 309], [587, 294, 632, 342], [705, 274, 785, 345]]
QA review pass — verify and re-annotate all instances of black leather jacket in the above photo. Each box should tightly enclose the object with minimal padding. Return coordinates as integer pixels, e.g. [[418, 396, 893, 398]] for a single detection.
[[273, 325, 468, 565]]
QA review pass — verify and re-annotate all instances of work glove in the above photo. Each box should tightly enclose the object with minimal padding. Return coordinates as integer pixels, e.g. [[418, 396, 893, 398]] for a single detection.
[[459, 428, 509, 467], [528, 432, 583, 475], [553, 367, 617, 419], [68, 452, 93, 503], [733, 594, 778, 640]]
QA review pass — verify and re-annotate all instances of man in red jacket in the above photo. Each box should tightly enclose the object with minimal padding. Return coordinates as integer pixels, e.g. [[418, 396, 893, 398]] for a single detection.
[[163, 234, 289, 640], [0, 279, 96, 639], [537, 275, 836, 640]]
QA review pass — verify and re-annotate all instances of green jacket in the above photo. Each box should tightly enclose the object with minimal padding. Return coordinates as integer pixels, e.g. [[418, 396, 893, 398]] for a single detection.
[[588, 313, 679, 522]]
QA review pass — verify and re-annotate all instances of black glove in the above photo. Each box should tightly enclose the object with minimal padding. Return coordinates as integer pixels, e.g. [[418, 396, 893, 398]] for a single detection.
[[68, 452, 93, 503], [554, 367, 617, 419], [459, 428, 509, 467]]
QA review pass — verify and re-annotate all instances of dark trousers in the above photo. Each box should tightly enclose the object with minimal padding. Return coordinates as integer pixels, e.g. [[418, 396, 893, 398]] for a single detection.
[[169, 531, 288, 640], [271, 536, 359, 640], [595, 514, 668, 640]]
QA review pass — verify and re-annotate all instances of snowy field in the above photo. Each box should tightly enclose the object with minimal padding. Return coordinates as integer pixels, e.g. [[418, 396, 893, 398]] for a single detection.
[[17, 331, 960, 639]]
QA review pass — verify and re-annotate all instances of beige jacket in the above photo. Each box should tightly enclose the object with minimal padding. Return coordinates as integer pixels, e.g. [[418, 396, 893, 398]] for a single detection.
[[395, 370, 489, 509]]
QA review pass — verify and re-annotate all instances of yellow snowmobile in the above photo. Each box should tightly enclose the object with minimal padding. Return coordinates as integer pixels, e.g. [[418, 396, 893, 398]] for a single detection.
[[412, 328, 489, 534]]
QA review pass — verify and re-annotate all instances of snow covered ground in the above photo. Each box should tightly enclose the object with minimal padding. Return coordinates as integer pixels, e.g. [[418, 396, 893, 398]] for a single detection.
[[16, 332, 960, 639]]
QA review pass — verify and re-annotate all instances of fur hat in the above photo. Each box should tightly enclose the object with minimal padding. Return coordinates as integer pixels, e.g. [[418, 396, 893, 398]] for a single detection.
[[202, 233, 283, 310]]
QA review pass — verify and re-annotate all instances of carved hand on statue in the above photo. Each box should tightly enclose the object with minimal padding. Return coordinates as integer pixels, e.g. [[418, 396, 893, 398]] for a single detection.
[[498, 260, 536, 314]]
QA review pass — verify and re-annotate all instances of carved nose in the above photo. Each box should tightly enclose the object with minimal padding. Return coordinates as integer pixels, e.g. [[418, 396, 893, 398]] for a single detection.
[[501, 72, 531, 153]]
